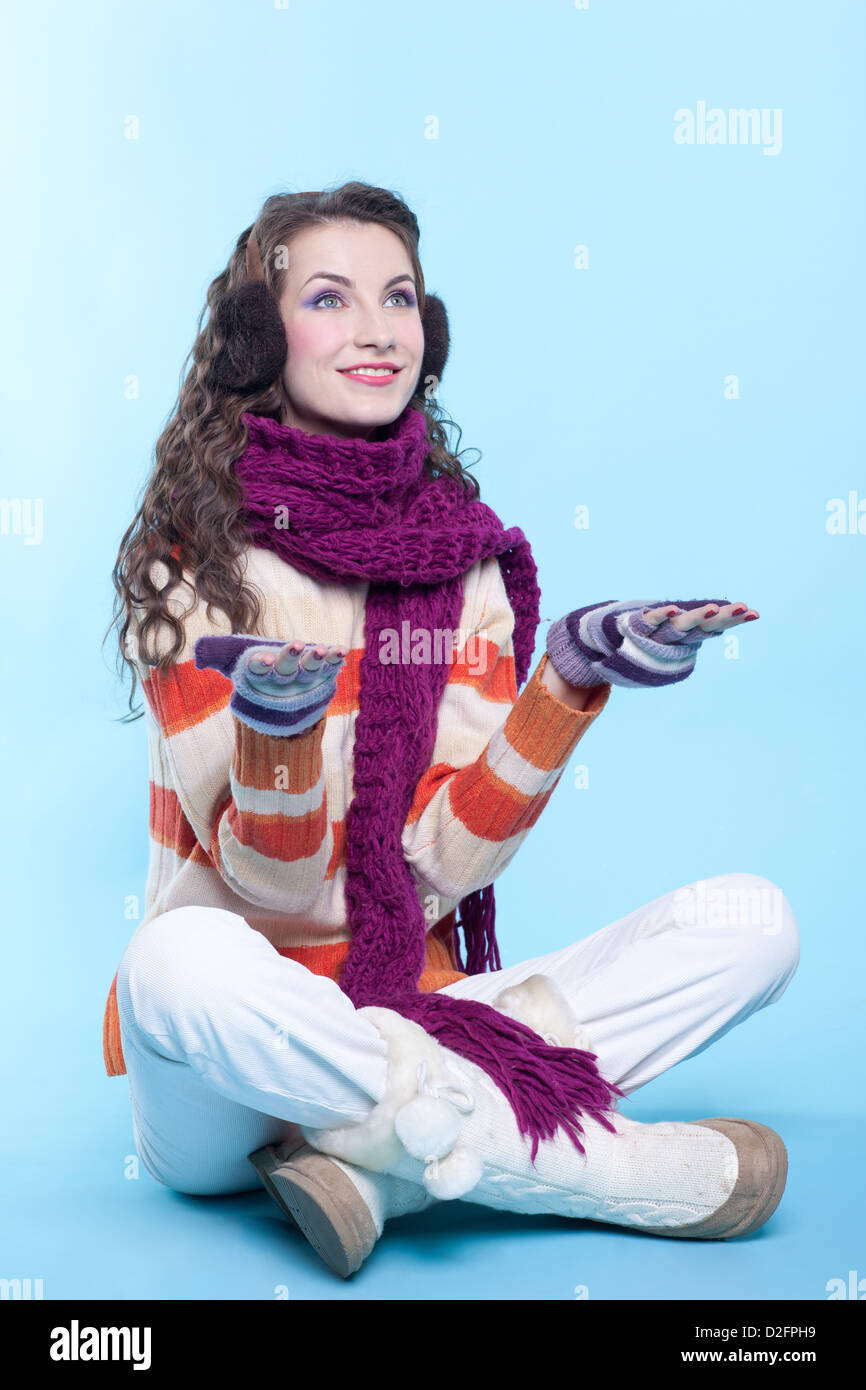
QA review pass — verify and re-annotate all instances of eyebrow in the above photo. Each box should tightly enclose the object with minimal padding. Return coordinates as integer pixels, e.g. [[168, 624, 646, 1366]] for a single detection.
[[300, 270, 416, 292]]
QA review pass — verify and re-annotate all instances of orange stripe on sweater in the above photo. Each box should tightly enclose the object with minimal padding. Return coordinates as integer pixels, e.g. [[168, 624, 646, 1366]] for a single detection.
[[143, 662, 231, 739], [406, 762, 457, 827], [325, 818, 346, 879], [328, 649, 362, 716], [149, 782, 198, 858], [189, 838, 215, 869], [223, 797, 330, 862], [447, 758, 556, 841], [448, 640, 517, 702]]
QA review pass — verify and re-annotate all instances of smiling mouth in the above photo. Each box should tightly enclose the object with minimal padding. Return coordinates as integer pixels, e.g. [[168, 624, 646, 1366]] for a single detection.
[[338, 366, 401, 375]]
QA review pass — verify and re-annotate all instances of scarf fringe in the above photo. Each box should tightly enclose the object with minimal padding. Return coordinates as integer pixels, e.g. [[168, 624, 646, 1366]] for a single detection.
[[380, 989, 626, 1164], [453, 884, 501, 974]]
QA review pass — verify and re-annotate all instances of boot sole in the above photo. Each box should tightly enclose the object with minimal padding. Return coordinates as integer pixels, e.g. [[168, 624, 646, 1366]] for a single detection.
[[248, 1140, 378, 1278], [629, 1116, 788, 1240]]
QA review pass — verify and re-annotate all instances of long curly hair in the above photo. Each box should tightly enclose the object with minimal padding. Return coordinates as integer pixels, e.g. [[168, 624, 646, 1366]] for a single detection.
[[104, 180, 483, 723]]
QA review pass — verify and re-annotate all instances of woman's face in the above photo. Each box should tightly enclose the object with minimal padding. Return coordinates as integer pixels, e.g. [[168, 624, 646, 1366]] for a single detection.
[[276, 220, 425, 440]]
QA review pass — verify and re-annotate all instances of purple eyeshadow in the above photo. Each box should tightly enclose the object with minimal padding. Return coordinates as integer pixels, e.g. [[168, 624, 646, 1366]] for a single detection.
[[309, 288, 416, 307]]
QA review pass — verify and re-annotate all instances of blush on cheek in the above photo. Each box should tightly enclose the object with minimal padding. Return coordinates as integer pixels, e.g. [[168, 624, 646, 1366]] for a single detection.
[[284, 322, 315, 355], [285, 318, 343, 363]]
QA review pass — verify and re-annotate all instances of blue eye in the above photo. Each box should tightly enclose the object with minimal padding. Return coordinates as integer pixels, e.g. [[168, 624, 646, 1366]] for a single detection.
[[311, 288, 416, 308]]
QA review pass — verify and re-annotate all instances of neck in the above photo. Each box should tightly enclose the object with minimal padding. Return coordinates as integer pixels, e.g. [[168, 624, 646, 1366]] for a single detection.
[[278, 406, 390, 444]]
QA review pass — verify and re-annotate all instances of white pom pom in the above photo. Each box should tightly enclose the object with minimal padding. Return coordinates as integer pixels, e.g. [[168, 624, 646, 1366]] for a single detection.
[[395, 1094, 461, 1161], [423, 1145, 484, 1201]]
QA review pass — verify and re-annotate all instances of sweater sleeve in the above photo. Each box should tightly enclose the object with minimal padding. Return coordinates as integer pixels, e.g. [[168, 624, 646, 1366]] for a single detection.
[[128, 557, 334, 913], [400, 555, 611, 901]]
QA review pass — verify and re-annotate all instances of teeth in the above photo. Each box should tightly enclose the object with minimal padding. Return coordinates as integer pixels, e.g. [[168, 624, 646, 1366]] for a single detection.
[[343, 367, 396, 376]]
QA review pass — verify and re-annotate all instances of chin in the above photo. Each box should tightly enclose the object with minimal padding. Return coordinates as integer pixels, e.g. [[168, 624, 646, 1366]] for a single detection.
[[331, 394, 411, 427], [318, 407, 399, 441], [285, 382, 414, 438]]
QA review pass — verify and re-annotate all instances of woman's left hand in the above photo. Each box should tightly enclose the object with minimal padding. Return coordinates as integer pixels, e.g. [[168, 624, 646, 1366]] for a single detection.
[[545, 596, 761, 691], [643, 600, 759, 640]]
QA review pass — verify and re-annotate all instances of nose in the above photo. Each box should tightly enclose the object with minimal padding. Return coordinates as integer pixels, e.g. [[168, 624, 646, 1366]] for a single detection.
[[355, 322, 395, 350], [352, 299, 398, 349]]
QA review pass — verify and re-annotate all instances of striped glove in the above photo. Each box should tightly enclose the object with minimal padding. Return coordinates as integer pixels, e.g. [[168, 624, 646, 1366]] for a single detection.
[[194, 635, 346, 736], [545, 599, 729, 690]]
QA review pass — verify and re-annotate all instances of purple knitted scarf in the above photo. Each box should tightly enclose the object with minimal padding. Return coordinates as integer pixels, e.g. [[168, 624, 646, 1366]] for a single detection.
[[232, 402, 623, 1160]]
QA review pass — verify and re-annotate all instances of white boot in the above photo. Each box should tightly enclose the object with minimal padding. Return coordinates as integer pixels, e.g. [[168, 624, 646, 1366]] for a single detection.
[[249, 1135, 438, 1278], [249, 971, 587, 1275], [299, 975, 788, 1240]]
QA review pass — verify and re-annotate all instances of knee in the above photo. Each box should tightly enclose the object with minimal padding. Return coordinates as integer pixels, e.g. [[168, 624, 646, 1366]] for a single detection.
[[675, 873, 800, 1002], [140, 1152, 261, 1198], [136, 1140, 261, 1197], [118, 906, 249, 1026]]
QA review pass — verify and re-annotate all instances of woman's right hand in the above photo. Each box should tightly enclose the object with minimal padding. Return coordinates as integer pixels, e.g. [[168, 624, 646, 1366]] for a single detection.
[[243, 641, 348, 697], [195, 635, 349, 736]]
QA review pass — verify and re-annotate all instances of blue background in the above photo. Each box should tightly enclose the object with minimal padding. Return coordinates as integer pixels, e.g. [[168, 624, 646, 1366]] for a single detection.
[[1, 0, 863, 1302]]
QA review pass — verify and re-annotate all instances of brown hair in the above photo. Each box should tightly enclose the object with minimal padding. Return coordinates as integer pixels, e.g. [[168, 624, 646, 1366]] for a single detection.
[[104, 180, 482, 722]]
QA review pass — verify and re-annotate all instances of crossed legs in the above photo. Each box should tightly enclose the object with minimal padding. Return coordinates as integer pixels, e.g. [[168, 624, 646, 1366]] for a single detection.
[[115, 873, 798, 1197]]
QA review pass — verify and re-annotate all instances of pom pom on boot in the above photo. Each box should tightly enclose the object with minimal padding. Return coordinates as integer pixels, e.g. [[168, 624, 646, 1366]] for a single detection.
[[393, 1060, 484, 1200]]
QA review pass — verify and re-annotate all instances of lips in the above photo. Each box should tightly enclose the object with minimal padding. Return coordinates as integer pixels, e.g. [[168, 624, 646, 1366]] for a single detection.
[[337, 366, 403, 385]]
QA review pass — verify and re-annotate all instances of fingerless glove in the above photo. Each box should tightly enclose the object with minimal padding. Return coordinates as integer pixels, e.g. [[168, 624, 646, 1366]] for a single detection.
[[546, 598, 729, 690], [195, 635, 342, 737]]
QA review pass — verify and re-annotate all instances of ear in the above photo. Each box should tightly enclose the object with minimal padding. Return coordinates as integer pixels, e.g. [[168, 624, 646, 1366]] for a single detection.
[[208, 281, 288, 393]]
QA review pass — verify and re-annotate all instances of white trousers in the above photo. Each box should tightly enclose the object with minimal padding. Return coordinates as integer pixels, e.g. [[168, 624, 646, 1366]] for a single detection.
[[115, 873, 799, 1196]]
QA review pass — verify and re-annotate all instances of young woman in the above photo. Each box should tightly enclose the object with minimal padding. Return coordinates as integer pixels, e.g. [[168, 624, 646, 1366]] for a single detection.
[[103, 182, 799, 1280]]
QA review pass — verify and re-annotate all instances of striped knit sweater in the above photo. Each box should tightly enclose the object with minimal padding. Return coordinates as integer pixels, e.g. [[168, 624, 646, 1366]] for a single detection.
[[102, 542, 610, 1076]]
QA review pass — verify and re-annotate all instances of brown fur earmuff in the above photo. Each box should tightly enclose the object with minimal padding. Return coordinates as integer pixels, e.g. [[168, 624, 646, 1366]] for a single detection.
[[207, 225, 450, 396], [208, 280, 289, 393]]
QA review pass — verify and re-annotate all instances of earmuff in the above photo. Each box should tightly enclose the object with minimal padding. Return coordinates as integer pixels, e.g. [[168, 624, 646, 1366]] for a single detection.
[[207, 219, 450, 397]]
